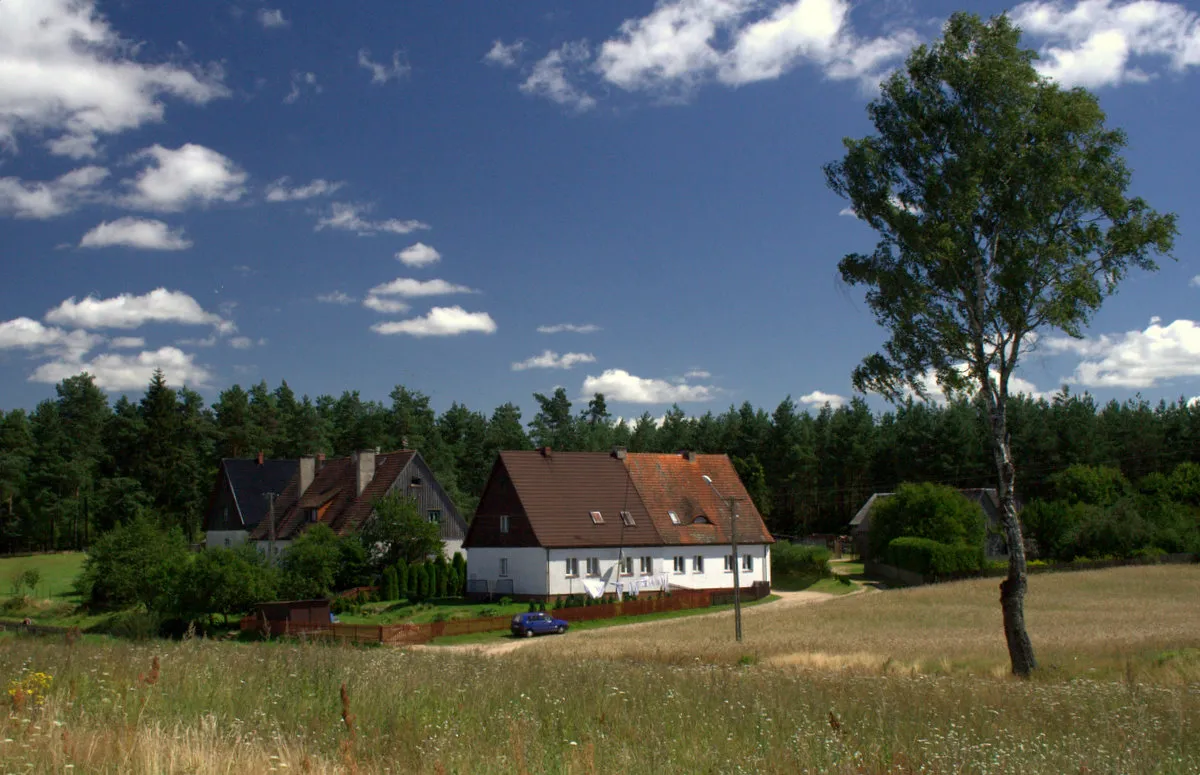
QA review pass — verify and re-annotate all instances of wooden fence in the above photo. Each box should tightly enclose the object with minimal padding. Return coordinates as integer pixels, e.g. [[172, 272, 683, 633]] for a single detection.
[[241, 585, 763, 645]]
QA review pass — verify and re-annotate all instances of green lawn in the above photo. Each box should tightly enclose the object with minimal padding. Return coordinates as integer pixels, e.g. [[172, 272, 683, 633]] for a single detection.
[[771, 573, 858, 594], [429, 594, 782, 646], [335, 597, 530, 625], [0, 552, 86, 599]]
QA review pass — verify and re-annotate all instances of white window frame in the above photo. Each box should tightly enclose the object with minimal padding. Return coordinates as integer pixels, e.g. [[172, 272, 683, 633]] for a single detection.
[[620, 556, 634, 576], [742, 554, 753, 572], [427, 509, 442, 524], [620, 510, 635, 527], [565, 557, 579, 578], [590, 510, 605, 525], [640, 556, 653, 575], [673, 556, 686, 574], [499, 515, 510, 534], [693, 555, 704, 573], [586, 557, 600, 577], [724, 554, 735, 572], [668, 510, 680, 525], [499, 557, 509, 577]]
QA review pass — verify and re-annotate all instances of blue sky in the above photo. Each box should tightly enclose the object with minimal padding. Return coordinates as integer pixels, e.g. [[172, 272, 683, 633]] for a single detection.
[[1, 0, 1198, 420]]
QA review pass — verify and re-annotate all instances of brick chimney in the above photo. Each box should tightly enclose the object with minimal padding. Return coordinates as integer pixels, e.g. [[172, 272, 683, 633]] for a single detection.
[[612, 446, 627, 460], [539, 446, 553, 459], [682, 450, 697, 462], [353, 450, 376, 496], [256, 450, 264, 465], [298, 456, 316, 496]]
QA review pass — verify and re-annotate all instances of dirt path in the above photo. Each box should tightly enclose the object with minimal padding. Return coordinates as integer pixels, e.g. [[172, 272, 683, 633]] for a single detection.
[[414, 588, 854, 657]]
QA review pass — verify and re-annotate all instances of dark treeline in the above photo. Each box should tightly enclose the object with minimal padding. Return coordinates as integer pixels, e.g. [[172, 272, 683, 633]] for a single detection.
[[2, 370, 1199, 552]]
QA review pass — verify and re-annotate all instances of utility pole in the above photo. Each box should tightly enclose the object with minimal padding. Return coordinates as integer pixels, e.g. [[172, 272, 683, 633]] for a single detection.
[[702, 475, 744, 642]]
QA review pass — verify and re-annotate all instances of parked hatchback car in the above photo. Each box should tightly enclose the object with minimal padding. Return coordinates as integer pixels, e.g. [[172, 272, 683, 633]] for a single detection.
[[511, 611, 569, 637]]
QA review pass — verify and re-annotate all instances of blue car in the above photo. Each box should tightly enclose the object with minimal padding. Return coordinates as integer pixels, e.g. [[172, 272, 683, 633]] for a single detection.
[[511, 611, 569, 638]]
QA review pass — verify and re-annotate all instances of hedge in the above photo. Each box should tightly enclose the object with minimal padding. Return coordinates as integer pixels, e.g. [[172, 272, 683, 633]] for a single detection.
[[771, 542, 831, 578], [886, 537, 983, 579]]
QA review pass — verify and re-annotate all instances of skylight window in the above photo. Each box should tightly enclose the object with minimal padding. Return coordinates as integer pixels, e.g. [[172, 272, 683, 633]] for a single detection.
[[620, 510, 635, 527], [668, 510, 680, 525], [590, 510, 604, 525]]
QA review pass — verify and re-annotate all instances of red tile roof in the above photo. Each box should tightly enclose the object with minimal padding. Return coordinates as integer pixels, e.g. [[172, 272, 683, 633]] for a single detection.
[[623, 453, 773, 546]]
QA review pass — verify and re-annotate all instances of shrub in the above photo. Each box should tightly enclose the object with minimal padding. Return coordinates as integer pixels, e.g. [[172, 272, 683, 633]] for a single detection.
[[771, 542, 831, 578], [382, 567, 399, 601], [886, 537, 983, 579], [869, 482, 986, 559], [395, 560, 409, 599], [498, 596, 512, 606]]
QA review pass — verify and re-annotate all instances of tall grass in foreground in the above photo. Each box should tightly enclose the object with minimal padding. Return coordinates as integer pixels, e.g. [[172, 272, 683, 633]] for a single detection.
[[0, 565, 1196, 773]]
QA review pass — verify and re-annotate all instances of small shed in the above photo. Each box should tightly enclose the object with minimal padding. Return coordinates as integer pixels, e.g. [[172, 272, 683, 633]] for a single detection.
[[252, 599, 332, 636]]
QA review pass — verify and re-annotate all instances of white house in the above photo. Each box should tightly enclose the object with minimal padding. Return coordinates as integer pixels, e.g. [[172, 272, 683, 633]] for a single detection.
[[463, 448, 774, 600]]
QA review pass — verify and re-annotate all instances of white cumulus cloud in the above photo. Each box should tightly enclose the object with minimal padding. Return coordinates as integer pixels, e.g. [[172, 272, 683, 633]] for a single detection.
[[0, 318, 101, 360], [581, 368, 716, 403], [368, 278, 477, 298], [284, 72, 321, 104], [521, 42, 597, 111], [257, 8, 288, 28], [315, 202, 430, 236], [123, 144, 247, 212], [0, 0, 228, 158], [684, 369, 711, 379], [371, 307, 498, 337], [518, 0, 917, 110], [358, 49, 410, 84], [538, 323, 601, 334], [512, 350, 597, 371], [1011, 0, 1200, 88], [29, 346, 212, 391], [317, 291, 356, 305], [265, 177, 343, 202], [79, 217, 192, 250], [362, 295, 411, 314], [799, 390, 848, 408], [485, 40, 526, 68], [396, 242, 442, 267], [44, 288, 232, 331], [109, 336, 144, 349], [1047, 317, 1200, 388], [0, 167, 108, 218]]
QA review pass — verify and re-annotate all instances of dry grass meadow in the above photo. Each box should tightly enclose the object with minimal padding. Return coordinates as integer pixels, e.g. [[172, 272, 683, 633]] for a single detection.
[[0, 565, 1196, 773]]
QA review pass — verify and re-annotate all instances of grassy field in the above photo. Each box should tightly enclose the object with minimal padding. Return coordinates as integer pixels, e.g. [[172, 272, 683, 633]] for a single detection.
[[0, 565, 1196, 773], [0, 552, 86, 599]]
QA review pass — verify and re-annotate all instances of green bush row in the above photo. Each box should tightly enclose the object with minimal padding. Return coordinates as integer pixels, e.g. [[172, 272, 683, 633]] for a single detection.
[[770, 542, 832, 578], [885, 537, 984, 578]]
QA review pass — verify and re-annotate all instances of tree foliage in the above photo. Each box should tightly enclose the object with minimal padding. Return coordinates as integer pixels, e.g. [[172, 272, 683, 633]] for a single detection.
[[359, 492, 443, 568], [869, 482, 986, 559], [825, 11, 1176, 676]]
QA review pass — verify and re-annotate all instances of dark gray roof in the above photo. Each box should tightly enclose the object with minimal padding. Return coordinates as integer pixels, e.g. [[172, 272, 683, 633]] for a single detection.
[[223, 458, 299, 529]]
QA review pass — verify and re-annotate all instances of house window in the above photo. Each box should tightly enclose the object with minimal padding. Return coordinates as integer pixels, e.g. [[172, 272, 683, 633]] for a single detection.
[[586, 558, 600, 577], [693, 556, 704, 573], [620, 510, 635, 527], [427, 509, 442, 524], [308, 508, 318, 523], [668, 510, 680, 525], [499, 515, 510, 534], [223, 538, 231, 548], [499, 558, 509, 577], [742, 555, 753, 572], [222, 506, 229, 523], [640, 556, 653, 574], [693, 515, 711, 524], [620, 557, 634, 575], [724, 555, 735, 572], [590, 510, 604, 525], [565, 558, 579, 577], [673, 556, 686, 574]]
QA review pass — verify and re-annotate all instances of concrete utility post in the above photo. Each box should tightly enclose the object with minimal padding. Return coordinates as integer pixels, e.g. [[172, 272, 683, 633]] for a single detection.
[[702, 475, 743, 642]]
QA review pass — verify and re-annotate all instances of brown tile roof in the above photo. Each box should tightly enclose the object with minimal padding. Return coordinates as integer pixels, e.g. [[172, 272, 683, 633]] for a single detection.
[[332, 451, 415, 535], [493, 450, 663, 549], [623, 453, 773, 546], [249, 450, 469, 543], [466, 450, 774, 550]]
